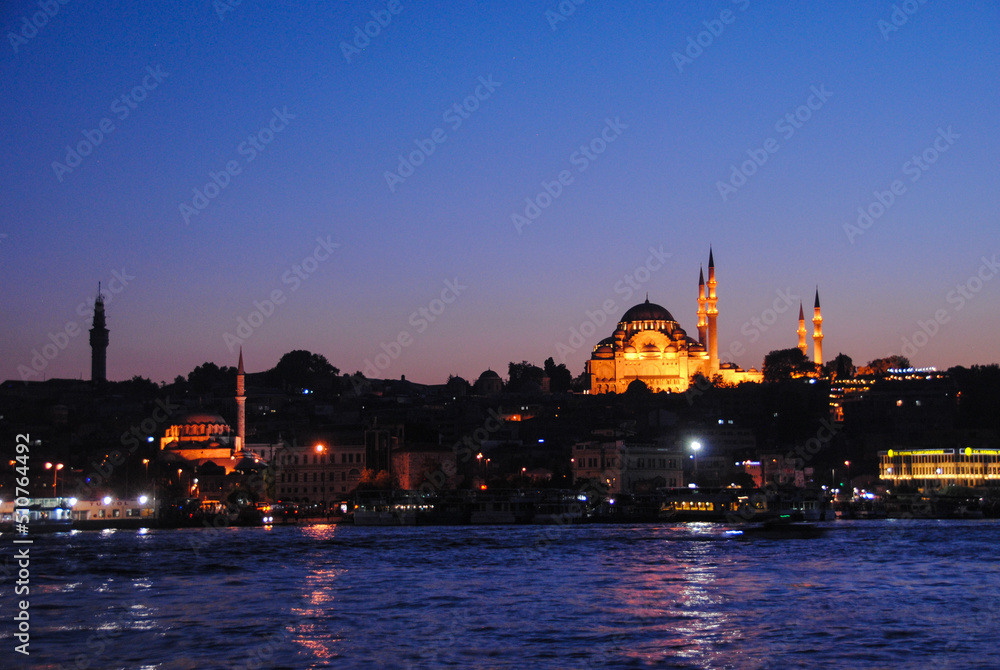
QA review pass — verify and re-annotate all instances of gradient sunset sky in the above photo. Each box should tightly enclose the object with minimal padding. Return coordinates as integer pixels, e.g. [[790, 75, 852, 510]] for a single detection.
[[3, 1, 998, 385]]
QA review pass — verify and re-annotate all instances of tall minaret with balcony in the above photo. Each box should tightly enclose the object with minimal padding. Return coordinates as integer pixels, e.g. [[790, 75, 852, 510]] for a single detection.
[[236, 348, 246, 454], [89, 285, 109, 383], [797, 302, 807, 356], [706, 248, 719, 374], [812, 289, 824, 366], [697, 266, 708, 348]]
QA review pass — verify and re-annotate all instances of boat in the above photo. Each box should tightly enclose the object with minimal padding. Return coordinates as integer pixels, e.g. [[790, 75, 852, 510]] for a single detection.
[[658, 488, 769, 522], [352, 491, 420, 525], [0, 498, 74, 533], [733, 516, 827, 539]]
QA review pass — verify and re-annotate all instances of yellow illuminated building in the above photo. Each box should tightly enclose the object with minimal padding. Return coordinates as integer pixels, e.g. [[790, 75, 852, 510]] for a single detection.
[[879, 448, 1000, 489], [587, 249, 762, 393]]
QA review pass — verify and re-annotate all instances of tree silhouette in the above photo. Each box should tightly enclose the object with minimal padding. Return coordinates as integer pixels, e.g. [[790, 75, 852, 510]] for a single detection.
[[543, 357, 573, 392], [267, 350, 339, 392], [763, 348, 816, 382], [858, 355, 911, 376], [507, 360, 545, 393]]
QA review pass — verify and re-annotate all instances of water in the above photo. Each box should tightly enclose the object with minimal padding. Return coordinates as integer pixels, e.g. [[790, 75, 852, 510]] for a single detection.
[[2, 520, 999, 669]]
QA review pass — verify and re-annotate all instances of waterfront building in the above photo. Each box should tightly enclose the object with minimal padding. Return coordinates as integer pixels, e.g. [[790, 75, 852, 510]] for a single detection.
[[572, 440, 683, 494], [587, 249, 762, 393], [879, 445, 1000, 489], [392, 445, 457, 490], [273, 438, 367, 503]]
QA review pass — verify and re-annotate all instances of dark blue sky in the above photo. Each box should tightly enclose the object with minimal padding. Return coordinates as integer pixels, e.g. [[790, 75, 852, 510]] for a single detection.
[[3, 1, 998, 384]]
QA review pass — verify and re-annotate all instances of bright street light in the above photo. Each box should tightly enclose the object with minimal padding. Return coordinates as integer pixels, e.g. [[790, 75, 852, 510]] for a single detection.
[[45, 462, 64, 494]]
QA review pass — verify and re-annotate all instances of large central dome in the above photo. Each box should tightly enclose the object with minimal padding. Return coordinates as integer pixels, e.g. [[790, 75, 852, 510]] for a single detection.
[[619, 297, 675, 324]]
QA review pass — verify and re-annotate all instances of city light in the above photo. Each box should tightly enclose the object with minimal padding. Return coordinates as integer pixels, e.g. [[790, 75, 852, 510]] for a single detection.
[[45, 462, 65, 494]]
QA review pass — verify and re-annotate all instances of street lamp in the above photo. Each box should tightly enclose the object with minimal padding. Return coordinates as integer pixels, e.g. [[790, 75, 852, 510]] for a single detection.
[[316, 444, 326, 518], [45, 462, 64, 496], [690, 441, 702, 487]]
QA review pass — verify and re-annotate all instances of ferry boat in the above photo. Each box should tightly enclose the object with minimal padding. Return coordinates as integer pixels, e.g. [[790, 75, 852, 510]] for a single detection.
[[352, 491, 421, 525], [0, 498, 74, 533], [70, 497, 157, 529], [658, 488, 769, 522]]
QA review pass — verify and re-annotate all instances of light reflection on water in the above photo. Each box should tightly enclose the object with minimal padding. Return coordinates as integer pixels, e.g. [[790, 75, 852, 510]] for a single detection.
[[3, 520, 999, 669]]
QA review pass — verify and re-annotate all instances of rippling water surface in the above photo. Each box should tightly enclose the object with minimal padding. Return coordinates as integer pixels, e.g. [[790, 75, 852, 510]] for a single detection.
[[2, 520, 999, 669]]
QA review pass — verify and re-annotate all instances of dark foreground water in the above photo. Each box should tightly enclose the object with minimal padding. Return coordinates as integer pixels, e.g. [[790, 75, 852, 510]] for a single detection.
[[2, 520, 999, 669]]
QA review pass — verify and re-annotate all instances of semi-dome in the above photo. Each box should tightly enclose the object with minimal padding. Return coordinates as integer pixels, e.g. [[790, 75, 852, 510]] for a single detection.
[[619, 297, 675, 324], [176, 411, 228, 426]]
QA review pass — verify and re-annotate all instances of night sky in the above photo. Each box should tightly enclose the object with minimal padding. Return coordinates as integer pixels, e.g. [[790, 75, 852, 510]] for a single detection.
[[3, 1, 998, 385]]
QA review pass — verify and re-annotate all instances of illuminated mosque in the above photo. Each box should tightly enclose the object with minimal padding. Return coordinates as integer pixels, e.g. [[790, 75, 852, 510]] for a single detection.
[[587, 249, 766, 394], [158, 349, 253, 474]]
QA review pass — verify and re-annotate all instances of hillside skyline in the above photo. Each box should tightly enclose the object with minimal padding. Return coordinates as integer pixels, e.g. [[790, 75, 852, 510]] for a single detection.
[[3, 2, 999, 385]]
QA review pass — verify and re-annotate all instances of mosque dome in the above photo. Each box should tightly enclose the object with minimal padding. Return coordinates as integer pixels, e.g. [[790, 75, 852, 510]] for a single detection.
[[163, 410, 231, 444], [620, 297, 675, 324], [176, 411, 228, 426]]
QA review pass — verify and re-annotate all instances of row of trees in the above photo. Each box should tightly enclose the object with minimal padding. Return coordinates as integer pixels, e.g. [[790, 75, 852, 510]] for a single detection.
[[123, 346, 965, 397], [760, 350, 913, 383]]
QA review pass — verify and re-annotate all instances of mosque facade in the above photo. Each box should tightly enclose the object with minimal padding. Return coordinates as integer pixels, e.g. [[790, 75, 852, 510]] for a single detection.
[[587, 249, 765, 394]]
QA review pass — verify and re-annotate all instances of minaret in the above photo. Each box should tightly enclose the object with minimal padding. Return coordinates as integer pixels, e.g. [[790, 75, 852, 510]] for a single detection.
[[812, 288, 823, 367], [89, 284, 109, 383], [696, 266, 707, 348], [797, 302, 807, 356], [236, 348, 246, 454], [706, 248, 719, 374]]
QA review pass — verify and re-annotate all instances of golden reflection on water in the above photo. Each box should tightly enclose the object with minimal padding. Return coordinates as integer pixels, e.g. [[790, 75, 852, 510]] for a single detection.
[[293, 523, 345, 660], [607, 527, 745, 666]]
